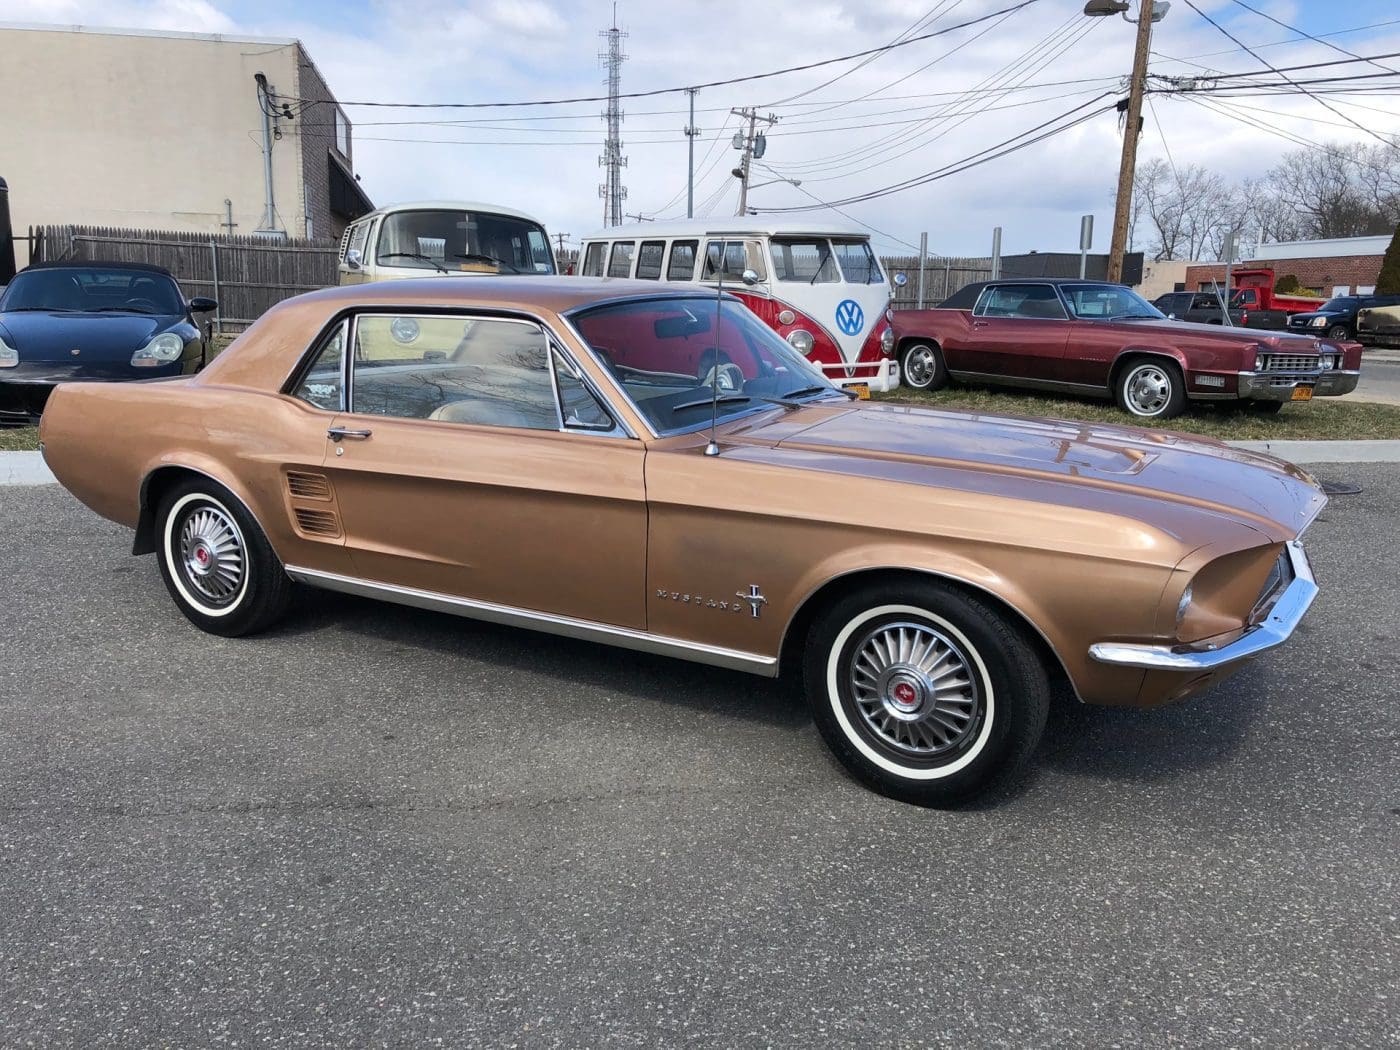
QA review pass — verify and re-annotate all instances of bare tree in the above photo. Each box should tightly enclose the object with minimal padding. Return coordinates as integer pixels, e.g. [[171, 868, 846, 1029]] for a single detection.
[[1266, 142, 1399, 239]]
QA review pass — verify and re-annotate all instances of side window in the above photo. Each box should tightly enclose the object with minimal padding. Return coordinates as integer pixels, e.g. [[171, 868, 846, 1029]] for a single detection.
[[608, 241, 636, 278], [703, 240, 760, 281], [552, 352, 614, 431], [344, 222, 369, 263], [1241, 289, 1258, 306], [974, 285, 1066, 320], [635, 240, 665, 280], [581, 243, 607, 277], [350, 314, 559, 430], [290, 322, 346, 410], [667, 240, 698, 281]]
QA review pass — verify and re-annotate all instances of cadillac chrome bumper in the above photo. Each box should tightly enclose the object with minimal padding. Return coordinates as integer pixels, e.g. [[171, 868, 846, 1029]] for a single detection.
[[1238, 369, 1359, 400], [1088, 541, 1317, 671]]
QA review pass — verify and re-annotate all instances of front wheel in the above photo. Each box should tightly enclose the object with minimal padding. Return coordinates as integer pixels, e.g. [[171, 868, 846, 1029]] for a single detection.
[[804, 581, 1049, 807], [899, 342, 947, 391], [1326, 324, 1351, 341], [156, 479, 292, 637], [1115, 358, 1186, 420]]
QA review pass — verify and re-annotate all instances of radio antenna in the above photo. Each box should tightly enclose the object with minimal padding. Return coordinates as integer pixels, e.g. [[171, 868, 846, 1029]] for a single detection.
[[704, 256, 759, 458]]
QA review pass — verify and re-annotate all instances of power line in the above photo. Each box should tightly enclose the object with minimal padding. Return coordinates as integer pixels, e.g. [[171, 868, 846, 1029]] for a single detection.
[[1152, 16, 1400, 66], [1225, 2, 1400, 76], [1173, 4, 1397, 147], [278, 1, 1043, 111]]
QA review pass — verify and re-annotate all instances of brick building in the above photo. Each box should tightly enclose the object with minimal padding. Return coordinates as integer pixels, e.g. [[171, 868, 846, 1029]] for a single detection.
[[1183, 234, 1390, 298]]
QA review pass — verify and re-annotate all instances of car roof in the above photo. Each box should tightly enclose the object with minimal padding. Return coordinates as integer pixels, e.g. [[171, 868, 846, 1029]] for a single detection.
[[21, 260, 176, 277], [580, 217, 871, 241], [289, 275, 719, 314], [353, 200, 547, 225]]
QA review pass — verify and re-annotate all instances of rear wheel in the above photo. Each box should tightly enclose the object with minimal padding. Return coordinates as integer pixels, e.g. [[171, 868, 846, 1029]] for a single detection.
[[1115, 358, 1186, 420], [803, 580, 1049, 807], [899, 342, 947, 391], [156, 478, 292, 637]]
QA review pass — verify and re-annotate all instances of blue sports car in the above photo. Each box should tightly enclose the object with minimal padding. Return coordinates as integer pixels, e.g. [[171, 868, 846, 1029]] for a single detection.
[[0, 261, 216, 424]]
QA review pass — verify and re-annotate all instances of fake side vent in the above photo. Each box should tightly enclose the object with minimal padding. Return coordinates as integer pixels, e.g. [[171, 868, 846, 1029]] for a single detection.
[[286, 471, 333, 501], [293, 507, 342, 539]]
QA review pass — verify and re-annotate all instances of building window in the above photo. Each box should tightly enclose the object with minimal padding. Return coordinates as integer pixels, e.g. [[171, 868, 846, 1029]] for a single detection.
[[335, 108, 350, 158]]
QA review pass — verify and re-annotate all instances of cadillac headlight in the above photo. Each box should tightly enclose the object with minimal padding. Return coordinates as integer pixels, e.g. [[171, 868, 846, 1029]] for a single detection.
[[0, 335, 17, 368], [787, 329, 815, 355], [131, 332, 185, 367], [1320, 353, 1338, 370], [1309, 316, 1328, 328]]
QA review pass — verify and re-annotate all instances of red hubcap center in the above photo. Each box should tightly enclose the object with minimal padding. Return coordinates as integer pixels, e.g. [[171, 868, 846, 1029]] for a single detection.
[[893, 682, 917, 707], [195, 548, 209, 565]]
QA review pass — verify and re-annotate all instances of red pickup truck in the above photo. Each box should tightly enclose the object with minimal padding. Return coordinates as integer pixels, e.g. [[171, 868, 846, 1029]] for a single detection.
[[1227, 269, 1328, 329], [893, 279, 1360, 419]]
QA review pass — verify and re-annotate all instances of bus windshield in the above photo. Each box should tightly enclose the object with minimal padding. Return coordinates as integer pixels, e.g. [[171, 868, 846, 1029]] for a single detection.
[[376, 209, 554, 275]]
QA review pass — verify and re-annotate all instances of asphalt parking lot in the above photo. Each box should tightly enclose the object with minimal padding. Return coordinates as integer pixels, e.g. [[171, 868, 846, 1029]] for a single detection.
[[1, 471, 1396, 1048]]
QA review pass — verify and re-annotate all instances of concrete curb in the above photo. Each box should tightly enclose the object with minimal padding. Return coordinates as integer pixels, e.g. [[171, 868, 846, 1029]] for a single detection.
[[4, 437, 1400, 488]]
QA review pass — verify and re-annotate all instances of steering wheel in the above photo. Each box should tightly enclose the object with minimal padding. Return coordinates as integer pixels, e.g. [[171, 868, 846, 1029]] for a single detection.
[[123, 297, 161, 312], [700, 361, 745, 393]]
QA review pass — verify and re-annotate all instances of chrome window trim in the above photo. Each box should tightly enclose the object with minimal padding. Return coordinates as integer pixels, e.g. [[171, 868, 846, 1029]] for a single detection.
[[340, 308, 637, 439], [285, 565, 779, 678], [286, 317, 350, 412]]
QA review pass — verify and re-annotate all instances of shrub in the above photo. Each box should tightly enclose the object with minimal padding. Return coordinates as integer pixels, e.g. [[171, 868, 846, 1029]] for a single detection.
[[1377, 223, 1400, 295]]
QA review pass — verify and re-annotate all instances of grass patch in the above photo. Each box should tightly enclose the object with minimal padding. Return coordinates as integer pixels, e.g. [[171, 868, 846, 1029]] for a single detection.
[[0, 427, 40, 451], [878, 386, 1400, 441]]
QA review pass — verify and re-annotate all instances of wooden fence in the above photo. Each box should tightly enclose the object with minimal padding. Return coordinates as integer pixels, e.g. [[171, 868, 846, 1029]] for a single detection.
[[880, 255, 993, 310], [31, 225, 340, 332]]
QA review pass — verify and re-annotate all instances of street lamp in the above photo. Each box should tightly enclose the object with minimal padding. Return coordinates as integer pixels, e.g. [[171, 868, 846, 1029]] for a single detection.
[[1086, 0, 1170, 284]]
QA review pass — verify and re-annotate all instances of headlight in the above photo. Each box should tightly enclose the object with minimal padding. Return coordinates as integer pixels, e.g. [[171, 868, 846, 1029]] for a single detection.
[[1176, 584, 1194, 629], [1320, 353, 1338, 370], [131, 332, 186, 367], [0, 335, 16, 369], [1309, 316, 1328, 328], [786, 329, 815, 355], [880, 326, 895, 354], [1253, 351, 1266, 372]]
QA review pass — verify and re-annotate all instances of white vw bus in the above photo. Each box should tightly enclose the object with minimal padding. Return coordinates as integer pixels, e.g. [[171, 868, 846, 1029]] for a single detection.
[[576, 219, 900, 392], [338, 201, 556, 283]]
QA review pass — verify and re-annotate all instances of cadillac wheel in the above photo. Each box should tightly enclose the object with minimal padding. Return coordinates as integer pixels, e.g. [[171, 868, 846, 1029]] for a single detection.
[[156, 478, 293, 637], [804, 581, 1049, 807]]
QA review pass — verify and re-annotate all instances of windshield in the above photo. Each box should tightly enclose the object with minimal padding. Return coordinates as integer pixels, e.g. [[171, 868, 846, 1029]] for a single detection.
[[571, 296, 842, 435], [0, 267, 185, 314], [1320, 297, 1357, 311], [832, 239, 884, 284], [375, 209, 554, 274], [1061, 284, 1163, 320], [769, 238, 838, 283]]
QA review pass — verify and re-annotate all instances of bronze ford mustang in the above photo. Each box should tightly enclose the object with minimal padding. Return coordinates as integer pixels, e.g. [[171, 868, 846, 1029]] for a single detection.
[[38, 278, 1324, 806]]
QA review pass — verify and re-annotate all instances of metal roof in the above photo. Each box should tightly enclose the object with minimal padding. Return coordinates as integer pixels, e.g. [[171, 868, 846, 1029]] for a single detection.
[[580, 217, 872, 241], [354, 200, 548, 225]]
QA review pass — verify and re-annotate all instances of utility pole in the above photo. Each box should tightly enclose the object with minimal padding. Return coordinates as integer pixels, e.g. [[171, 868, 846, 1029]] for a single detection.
[[623, 212, 653, 222], [597, 9, 629, 227], [553, 232, 570, 255], [731, 107, 778, 217], [684, 88, 700, 219], [253, 73, 283, 236], [1105, 1, 1156, 285]]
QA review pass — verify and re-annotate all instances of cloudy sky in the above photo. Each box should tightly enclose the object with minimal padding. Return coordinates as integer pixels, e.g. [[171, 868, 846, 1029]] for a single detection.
[[6, 0, 1398, 256]]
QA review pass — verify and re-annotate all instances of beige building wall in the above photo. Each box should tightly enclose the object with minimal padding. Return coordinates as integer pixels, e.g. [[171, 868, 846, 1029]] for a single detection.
[[0, 24, 312, 264], [1134, 258, 1192, 301]]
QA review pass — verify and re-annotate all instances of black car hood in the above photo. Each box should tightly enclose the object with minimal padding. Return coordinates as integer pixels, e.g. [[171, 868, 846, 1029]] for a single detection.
[[0, 310, 181, 361]]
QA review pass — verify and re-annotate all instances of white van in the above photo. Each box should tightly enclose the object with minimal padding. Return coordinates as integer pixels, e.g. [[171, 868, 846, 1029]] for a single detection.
[[338, 201, 556, 283], [576, 219, 900, 392]]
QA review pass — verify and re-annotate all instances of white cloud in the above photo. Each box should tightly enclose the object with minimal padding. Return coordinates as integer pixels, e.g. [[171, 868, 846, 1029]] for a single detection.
[[0, 0, 234, 33]]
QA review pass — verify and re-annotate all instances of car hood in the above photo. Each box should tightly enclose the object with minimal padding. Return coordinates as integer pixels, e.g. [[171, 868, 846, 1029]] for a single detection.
[[743, 401, 1325, 541], [0, 310, 172, 359], [1096, 316, 1330, 348]]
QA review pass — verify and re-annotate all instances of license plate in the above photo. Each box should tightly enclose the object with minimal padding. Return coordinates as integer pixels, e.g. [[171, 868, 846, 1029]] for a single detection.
[[849, 383, 870, 400], [1291, 386, 1314, 401]]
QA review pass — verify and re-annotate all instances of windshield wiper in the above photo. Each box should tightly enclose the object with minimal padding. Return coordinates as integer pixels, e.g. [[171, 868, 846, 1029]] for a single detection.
[[378, 252, 449, 274], [760, 385, 852, 409], [672, 394, 752, 412], [3, 306, 78, 312], [85, 305, 157, 314], [452, 252, 523, 274]]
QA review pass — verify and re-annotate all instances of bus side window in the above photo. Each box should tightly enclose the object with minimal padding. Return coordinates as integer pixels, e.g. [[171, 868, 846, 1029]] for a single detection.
[[608, 241, 635, 278], [581, 243, 607, 277], [636, 240, 665, 280], [667, 240, 698, 281]]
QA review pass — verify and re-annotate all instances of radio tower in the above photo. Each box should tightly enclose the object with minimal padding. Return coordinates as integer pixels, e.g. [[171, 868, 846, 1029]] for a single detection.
[[598, 7, 628, 227]]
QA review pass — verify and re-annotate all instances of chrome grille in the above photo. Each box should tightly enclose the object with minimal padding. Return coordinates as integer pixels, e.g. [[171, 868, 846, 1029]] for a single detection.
[[1251, 548, 1296, 623], [1260, 353, 1320, 373]]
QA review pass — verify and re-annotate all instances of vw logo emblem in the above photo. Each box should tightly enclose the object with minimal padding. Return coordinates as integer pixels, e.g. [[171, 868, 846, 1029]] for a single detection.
[[835, 299, 864, 337]]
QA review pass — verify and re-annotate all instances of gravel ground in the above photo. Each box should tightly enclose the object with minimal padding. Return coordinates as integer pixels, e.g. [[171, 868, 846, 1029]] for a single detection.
[[0, 472, 1395, 1048]]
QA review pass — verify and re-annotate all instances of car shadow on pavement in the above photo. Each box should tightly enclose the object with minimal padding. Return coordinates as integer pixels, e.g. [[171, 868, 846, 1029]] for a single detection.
[[285, 586, 812, 731]]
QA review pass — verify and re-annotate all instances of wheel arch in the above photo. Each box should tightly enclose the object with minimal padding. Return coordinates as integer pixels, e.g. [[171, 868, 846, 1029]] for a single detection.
[[1109, 347, 1187, 389], [777, 565, 1076, 698], [134, 461, 261, 556]]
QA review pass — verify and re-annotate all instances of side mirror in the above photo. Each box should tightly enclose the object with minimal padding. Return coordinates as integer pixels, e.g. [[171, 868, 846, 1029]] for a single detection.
[[345, 248, 363, 270], [893, 272, 909, 287], [189, 296, 218, 314], [740, 269, 759, 286], [1167, 313, 1176, 319]]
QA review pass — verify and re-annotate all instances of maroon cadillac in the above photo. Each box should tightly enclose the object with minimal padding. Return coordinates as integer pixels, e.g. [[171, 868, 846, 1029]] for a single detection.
[[893, 279, 1361, 419]]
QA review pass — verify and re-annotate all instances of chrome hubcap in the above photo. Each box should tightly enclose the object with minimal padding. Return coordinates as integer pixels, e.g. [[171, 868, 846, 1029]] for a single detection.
[[905, 346, 936, 387], [178, 504, 245, 605], [848, 621, 982, 758], [1126, 365, 1171, 415]]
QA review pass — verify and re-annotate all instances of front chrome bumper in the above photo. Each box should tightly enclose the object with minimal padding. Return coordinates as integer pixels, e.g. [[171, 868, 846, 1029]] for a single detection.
[[818, 359, 901, 393], [1238, 369, 1359, 400], [1088, 541, 1317, 671]]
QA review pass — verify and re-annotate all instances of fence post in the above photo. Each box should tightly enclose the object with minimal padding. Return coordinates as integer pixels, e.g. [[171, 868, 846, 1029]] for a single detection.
[[943, 261, 951, 299], [916, 232, 927, 309], [209, 238, 222, 337]]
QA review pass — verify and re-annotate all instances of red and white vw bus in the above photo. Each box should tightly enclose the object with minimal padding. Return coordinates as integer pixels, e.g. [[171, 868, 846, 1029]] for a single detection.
[[576, 219, 900, 393]]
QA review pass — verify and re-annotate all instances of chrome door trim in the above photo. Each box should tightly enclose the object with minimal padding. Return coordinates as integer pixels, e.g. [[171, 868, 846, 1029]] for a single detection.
[[285, 565, 780, 677], [946, 370, 1109, 397]]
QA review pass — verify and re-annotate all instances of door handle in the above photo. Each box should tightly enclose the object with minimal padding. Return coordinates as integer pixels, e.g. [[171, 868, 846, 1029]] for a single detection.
[[327, 426, 372, 441], [972, 320, 989, 328]]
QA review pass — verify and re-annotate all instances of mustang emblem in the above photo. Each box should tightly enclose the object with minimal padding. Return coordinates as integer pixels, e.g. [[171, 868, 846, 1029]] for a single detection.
[[736, 585, 768, 619]]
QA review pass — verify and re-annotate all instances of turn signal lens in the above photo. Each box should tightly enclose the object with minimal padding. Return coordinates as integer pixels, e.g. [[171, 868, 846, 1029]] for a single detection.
[[786, 329, 815, 355], [1254, 352, 1266, 372], [132, 332, 185, 367], [0, 337, 16, 368]]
